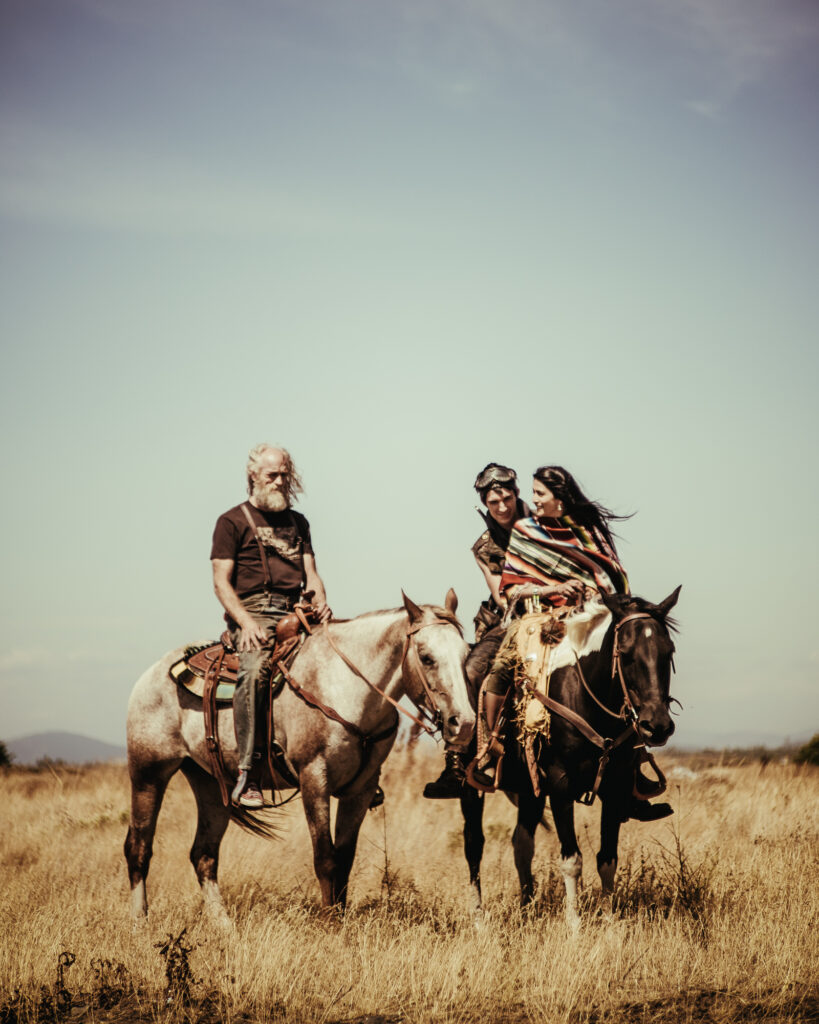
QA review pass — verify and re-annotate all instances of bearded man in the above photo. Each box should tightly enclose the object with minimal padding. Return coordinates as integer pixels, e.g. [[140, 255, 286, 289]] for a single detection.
[[211, 443, 331, 808]]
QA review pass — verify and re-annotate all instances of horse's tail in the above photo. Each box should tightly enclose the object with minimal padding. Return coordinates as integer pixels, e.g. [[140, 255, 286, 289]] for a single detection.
[[229, 805, 283, 840]]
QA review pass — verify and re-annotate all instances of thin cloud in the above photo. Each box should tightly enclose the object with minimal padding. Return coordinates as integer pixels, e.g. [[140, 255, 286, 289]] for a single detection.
[[0, 649, 54, 671], [0, 122, 404, 238]]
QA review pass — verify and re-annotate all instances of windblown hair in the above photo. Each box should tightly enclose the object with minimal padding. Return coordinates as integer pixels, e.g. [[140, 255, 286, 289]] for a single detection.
[[245, 443, 304, 503], [533, 465, 632, 550]]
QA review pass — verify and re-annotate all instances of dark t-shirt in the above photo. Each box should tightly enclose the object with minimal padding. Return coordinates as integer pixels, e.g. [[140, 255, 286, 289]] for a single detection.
[[210, 503, 314, 597]]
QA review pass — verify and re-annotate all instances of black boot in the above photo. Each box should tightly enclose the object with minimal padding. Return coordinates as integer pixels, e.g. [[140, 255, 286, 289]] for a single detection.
[[625, 762, 673, 821], [626, 798, 673, 822], [423, 749, 465, 799]]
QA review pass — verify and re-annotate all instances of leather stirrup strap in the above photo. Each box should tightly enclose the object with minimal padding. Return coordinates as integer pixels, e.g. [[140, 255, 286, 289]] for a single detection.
[[203, 649, 232, 807]]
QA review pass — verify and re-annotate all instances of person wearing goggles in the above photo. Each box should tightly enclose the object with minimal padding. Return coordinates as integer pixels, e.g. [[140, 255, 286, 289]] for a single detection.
[[422, 463, 529, 800], [469, 465, 672, 821]]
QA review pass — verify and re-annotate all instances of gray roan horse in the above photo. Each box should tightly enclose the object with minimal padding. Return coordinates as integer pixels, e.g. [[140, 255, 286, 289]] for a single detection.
[[460, 587, 680, 928], [125, 591, 473, 920]]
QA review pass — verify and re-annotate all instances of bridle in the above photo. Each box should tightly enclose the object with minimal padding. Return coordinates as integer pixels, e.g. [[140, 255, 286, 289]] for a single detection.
[[521, 609, 674, 805], [575, 611, 674, 726], [323, 613, 462, 737]]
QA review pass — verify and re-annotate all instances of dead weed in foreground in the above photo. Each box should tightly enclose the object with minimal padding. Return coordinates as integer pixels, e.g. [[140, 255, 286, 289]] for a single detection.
[[1, 753, 817, 1023]]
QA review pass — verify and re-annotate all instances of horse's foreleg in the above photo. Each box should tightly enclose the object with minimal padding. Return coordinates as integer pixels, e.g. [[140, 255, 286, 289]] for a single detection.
[[180, 759, 232, 924], [333, 788, 375, 911], [513, 791, 547, 908], [597, 800, 622, 897], [300, 764, 338, 908], [549, 792, 582, 931], [124, 758, 182, 919], [460, 786, 486, 918]]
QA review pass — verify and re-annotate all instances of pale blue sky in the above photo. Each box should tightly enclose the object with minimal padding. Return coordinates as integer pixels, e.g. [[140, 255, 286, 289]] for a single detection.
[[2, 0, 817, 748]]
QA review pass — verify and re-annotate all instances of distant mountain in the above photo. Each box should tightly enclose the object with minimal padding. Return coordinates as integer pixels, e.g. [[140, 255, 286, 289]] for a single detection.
[[6, 731, 126, 765]]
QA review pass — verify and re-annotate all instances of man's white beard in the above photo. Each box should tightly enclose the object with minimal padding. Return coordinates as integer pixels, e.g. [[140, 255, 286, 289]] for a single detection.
[[253, 483, 288, 512]]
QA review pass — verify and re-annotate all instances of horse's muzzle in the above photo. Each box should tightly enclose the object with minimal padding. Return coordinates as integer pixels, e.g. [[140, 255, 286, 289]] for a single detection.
[[638, 711, 675, 747], [445, 712, 475, 747]]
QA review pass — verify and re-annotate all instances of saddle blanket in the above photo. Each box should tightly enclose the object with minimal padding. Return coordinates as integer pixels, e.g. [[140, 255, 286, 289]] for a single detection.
[[169, 642, 239, 704]]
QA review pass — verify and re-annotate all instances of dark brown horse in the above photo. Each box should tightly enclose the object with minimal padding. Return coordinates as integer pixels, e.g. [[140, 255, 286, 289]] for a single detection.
[[459, 587, 680, 927]]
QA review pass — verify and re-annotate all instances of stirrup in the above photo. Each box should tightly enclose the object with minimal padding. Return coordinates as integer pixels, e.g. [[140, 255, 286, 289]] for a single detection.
[[465, 749, 502, 793], [231, 769, 250, 807]]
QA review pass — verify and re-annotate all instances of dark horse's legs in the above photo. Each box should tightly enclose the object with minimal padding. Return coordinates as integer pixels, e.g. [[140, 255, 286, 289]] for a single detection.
[[124, 756, 183, 919], [548, 777, 584, 928], [460, 784, 486, 914], [512, 788, 547, 907], [597, 799, 623, 895]]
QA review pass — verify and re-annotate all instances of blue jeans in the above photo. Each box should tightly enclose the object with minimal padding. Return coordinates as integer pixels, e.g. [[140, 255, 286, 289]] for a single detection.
[[229, 592, 294, 772]]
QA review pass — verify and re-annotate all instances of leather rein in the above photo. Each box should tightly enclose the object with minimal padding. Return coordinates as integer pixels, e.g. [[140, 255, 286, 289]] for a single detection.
[[522, 611, 670, 804], [322, 615, 456, 737], [277, 610, 456, 745]]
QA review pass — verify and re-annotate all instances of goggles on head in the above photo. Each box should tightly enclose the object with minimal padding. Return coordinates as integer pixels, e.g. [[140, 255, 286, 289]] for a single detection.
[[474, 463, 518, 496]]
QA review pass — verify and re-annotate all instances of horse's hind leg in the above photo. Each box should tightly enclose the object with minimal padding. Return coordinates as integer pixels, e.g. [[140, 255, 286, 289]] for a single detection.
[[460, 786, 486, 918], [124, 757, 182, 920], [180, 758, 232, 925], [513, 790, 547, 908]]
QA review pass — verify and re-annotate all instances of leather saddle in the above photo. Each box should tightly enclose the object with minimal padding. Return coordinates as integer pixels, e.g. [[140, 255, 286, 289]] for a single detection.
[[169, 608, 312, 693]]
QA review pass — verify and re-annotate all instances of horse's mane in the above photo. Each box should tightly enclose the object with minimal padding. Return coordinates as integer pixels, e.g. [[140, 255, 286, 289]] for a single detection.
[[345, 605, 464, 636], [609, 594, 679, 634]]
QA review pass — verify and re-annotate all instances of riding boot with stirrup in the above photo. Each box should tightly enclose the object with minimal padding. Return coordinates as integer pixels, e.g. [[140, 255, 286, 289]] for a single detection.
[[470, 691, 507, 789], [423, 748, 466, 799], [231, 770, 264, 808], [231, 755, 265, 809], [623, 766, 673, 821]]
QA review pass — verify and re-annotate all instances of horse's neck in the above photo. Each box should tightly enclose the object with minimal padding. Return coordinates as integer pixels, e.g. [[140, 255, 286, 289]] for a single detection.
[[331, 610, 408, 698], [556, 626, 620, 735]]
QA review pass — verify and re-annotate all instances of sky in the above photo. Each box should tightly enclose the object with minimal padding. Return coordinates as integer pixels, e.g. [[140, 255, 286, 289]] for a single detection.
[[1, 0, 817, 750]]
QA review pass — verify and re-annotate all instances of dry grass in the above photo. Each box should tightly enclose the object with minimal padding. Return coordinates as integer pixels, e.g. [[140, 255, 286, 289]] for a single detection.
[[1, 746, 817, 1023]]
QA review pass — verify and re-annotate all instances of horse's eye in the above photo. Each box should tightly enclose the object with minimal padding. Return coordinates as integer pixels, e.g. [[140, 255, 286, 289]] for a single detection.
[[420, 653, 435, 667]]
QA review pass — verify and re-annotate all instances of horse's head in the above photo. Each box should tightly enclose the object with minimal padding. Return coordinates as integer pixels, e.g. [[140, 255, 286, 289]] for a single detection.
[[401, 589, 475, 747], [599, 586, 681, 747]]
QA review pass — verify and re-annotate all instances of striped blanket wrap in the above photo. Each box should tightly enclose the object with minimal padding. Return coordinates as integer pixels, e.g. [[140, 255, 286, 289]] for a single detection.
[[501, 515, 629, 598]]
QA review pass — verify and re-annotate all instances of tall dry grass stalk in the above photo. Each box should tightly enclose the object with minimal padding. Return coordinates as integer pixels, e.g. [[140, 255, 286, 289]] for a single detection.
[[1, 746, 817, 1022]]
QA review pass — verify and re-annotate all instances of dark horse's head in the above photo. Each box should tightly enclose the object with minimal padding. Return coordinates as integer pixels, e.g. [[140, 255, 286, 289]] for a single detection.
[[599, 586, 681, 747]]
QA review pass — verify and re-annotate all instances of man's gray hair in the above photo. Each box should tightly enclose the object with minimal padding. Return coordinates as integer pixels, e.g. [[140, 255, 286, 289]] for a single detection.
[[246, 443, 304, 503]]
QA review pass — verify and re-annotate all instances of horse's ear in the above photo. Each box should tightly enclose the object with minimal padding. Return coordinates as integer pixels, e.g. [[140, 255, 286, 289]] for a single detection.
[[656, 585, 682, 618], [444, 588, 458, 615], [598, 590, 621, 616], [402, 591, 424, 625]]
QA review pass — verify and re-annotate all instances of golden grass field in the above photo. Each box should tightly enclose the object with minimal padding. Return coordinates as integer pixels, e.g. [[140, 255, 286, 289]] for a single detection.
[[1, 744, 817, 1023]]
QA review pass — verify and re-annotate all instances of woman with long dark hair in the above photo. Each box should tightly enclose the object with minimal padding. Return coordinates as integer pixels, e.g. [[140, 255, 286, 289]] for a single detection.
[[471, 466, 670, 821], [500, 465, 630, 608]]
